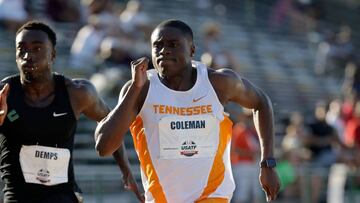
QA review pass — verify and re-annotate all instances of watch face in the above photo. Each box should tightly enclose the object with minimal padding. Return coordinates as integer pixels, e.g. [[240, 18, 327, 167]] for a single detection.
[[266, 159, 276, 167]]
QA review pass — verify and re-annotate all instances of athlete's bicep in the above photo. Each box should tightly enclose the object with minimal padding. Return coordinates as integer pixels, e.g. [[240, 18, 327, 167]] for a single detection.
[[215, 69, 264, 109], [69, 78, 110, 121], [231, 76, 265, 109]]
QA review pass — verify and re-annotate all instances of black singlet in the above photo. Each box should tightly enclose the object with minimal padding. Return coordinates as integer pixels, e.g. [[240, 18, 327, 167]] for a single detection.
[[0, 74, 80, 202]]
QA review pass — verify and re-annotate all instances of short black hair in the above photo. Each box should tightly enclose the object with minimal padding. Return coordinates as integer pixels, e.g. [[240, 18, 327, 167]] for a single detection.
[[156, 19, 193, 41], [16, 21, 57, 47]]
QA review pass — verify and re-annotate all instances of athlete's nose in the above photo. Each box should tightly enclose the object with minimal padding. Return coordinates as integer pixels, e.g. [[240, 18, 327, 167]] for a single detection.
[[159, 46, 171, 55], [23, 52, 32, 61]]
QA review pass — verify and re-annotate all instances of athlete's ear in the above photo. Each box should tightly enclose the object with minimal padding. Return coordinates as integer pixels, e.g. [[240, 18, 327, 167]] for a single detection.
[[190, 44, 195, 57], [51, 49, 56, 61]]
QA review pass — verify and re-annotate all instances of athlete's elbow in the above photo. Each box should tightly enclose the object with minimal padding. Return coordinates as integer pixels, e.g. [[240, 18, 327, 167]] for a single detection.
[[256, 91, 273, 111], [96, 143, 113, 157], [95, 137, 114, 157]]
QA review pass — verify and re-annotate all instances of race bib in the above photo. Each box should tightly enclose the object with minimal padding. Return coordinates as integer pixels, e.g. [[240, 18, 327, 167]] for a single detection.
[[19, 145, 70, 186], [159, 115, 219, 159]]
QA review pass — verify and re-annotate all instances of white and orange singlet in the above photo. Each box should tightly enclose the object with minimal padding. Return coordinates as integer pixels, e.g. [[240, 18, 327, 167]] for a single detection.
[[130, 61, 235, 203]]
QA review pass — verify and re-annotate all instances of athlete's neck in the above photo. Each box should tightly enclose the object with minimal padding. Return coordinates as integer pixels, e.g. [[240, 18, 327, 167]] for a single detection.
[[22, 74, 55, 107], [159, 67, 196, 91]]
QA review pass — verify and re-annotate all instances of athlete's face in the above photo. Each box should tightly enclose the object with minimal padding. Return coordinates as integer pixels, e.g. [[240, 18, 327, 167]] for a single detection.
[[15, 29, 55, 83], [151, 26, 195, 78]]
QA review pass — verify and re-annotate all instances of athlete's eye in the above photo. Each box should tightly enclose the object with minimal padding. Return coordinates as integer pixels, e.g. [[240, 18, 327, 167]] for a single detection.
[[153, 43, 162, 50], [17, 47, 27, 56], [169, 42, 178, 48]]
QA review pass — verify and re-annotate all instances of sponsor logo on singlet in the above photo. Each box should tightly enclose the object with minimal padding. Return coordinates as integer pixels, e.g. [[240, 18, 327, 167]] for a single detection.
[[36, 168, 50, 183], [180, 140, 198, 157], [7, 109, 19, 122]]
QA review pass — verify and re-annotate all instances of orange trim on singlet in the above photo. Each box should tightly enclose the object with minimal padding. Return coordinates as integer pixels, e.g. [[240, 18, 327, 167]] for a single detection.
[[130, 116, 167, 203], [196, 197, 229, 203], [195, 116, 233, 202]]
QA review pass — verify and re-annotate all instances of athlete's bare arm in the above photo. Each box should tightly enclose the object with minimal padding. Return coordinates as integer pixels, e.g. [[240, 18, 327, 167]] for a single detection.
[[66, 78, 109, 120], [113, 144, 145, 202], [95, 57, 149, 156], [209, 68, 280, 202], [209, 69, 274, 159], [66, 77, 144, 201], [0, 83, 10, 125]]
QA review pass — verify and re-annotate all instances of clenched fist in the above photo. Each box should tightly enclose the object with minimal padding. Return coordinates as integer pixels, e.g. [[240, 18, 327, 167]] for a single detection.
[[131, 57, 149, 88]]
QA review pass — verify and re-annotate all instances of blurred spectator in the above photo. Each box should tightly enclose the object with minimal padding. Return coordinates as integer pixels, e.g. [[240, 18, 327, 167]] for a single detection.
[[200, 21, 240, 70], [342, 61, 360, 101], [0, 0, 29, 31], [331, 25, 355, 80], [119, 0, 152, 38], [70, 0, 121, 72], [304, 101, 347, 203], [282, 112, 309, 153], [269, 0, 294, 32], [278, 111, 309, 200], [99, 36, 134, 68], [90, 31, 153, 98], [276, 149, 305, 200], [344, 101, 360, 148], [45, 0, 83, 22], [314, 30, 337, 76], [335, 26, 355, 68], [85, 0, 121, 35], [69, 15, 108, 72], [269, 0, 324, 35], [341, 93, 357, 125], [316, 25, 355, 80], [195, 0, 211, 10], [326, 99, 346, 142], [305, 102, 345, 167], [230, 109, 262, 203], [90, 37, 133, 97], [293, 0, 324, 32]]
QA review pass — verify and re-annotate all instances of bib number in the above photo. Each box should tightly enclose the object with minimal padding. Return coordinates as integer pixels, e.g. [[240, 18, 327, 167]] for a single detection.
[[159, 115, 219, 159], [19, 145, 70, 186]]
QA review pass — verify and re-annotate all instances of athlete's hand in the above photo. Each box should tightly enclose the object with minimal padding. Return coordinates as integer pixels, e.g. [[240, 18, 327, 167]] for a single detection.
[[259, 167, 280, 202], [131, 57, 149, 88], [0, 83, 9, 125], [122, 172, 145, 202]]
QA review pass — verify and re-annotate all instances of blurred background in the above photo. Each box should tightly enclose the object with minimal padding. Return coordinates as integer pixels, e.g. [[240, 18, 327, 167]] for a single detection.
[[1, 0, 360, 202]]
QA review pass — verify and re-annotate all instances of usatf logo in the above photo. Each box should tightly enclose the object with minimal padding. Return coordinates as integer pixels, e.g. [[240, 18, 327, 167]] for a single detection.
[[7, 109, 19, 122], [36, 168, 50, 183], [180, 140, 198, 157]]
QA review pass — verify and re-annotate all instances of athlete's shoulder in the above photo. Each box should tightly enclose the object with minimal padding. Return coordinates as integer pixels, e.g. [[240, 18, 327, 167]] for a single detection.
[[65, 76, 99, 101], [208, 67, 239, 77], [1, 74, 19, 83], [0, 74, 19, 89], [194, 60, 237, 79], [208, 67, 241, 86], [66, 77, 95, 91]]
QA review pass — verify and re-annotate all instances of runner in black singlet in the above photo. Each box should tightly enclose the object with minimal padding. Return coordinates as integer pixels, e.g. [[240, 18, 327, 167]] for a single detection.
[[0, 21, 144, 203]]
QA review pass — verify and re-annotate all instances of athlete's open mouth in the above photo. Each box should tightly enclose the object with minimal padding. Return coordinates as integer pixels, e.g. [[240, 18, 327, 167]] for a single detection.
[[22, 63, 38, 71], [157, 58, 176, 64]]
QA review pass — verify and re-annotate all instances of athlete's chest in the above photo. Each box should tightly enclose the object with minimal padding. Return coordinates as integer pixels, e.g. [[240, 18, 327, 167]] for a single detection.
[[4, 93, 76, 146]]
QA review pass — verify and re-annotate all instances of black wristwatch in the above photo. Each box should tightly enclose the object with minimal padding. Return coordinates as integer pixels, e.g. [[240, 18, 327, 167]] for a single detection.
[[259, 158, 277, 168]]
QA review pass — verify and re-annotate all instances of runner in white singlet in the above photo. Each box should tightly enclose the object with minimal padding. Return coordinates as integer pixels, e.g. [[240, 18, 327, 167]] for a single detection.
[[95, 19, 280, 203]]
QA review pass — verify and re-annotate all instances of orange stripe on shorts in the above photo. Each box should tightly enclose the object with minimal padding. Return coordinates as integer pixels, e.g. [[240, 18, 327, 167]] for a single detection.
[[196, 116, 233, 201], [130, 116, 167, 203]]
